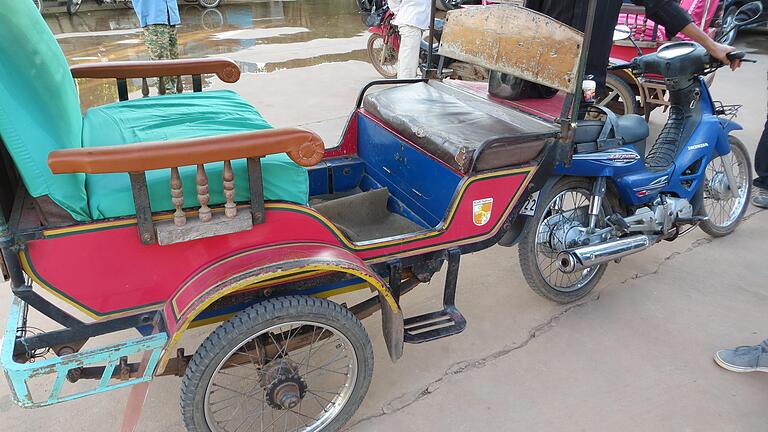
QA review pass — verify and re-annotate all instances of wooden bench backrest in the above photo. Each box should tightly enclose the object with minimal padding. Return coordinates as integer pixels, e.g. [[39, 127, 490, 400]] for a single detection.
[[438, 5, 584, 94]]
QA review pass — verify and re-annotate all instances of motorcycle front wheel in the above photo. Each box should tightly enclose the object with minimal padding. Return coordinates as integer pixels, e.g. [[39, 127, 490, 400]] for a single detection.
[[699, 135, 752, 237], [367, 33, 398, 79], [518, 177, 610, 304]]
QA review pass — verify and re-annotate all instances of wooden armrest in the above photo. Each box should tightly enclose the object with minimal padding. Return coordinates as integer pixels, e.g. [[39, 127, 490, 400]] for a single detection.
[[70, 58, 241, 83], [619, 4, 646, 15], [48, 128, 324, 174]]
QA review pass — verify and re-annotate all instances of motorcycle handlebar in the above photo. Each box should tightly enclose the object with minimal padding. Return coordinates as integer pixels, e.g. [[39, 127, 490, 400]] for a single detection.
[[726, 51, 746, 61]]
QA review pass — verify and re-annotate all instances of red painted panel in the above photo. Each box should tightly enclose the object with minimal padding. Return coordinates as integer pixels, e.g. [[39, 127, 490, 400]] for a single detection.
[[163, 243, 386, 334], [25, 170, 529, 316]]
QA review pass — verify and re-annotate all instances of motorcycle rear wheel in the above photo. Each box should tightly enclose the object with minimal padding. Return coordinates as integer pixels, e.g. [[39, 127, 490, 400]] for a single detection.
[[699, 135, 752, 237], [518, 177, 610, 304], [367, 33, 398, 79]]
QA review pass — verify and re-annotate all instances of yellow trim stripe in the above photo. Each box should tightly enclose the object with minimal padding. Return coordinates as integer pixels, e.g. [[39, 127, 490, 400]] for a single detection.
[[185, 282, 369, 330], [158, 263, 395, 371]]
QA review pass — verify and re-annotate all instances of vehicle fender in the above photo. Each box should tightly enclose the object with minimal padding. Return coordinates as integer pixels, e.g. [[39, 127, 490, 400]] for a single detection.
[[158, 242, 404, 371], [368, 27, 386, 36], [498, 175, 562, 247], [717, 117, 743, 155]]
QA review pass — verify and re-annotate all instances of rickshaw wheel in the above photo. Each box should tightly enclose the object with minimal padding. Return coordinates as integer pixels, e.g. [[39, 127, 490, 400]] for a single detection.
[[597, 74, 638, 116], [180, 296, 374, 432], [518, 177, 610, 304]]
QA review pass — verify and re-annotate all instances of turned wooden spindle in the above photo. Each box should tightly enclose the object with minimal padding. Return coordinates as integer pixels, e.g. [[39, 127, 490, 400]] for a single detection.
[[176, 76, 183, 94], [223, 160, 237, 218], [141, 78, 150, 98], [158, 77, 166, 95], [196, 164, 212, 222], [170, 167, 186, 227]]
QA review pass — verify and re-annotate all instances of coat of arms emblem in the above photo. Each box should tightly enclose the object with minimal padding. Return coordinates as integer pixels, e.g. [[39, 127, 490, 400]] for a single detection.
[[472, 198, 493, 226]]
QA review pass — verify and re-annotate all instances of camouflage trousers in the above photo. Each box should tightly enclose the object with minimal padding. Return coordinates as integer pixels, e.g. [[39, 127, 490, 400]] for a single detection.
[[143, 24, 179, 94]]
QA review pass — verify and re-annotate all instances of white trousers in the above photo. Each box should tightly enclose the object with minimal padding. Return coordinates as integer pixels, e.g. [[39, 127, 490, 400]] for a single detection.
[[397, 24, 423, 79]]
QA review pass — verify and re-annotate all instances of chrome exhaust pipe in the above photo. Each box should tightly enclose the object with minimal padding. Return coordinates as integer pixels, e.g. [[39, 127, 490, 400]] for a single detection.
[[557, 235, 655, 273]]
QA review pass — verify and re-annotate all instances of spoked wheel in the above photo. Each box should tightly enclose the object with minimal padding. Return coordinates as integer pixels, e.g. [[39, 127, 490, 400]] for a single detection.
[[518, 177, 609, 303], [67, 0, 82, 14], [181, 296, 373, 432], [597, 74, 638, 116], [699, 135, 752, 237], [367, 33, 398, 79], [199, 0, 222, 8]]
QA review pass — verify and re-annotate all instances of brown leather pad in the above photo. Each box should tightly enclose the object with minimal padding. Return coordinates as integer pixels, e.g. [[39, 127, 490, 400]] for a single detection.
[[48, 128, 324, 174], [363, 81, 557, 173], [70, 58, 241, 83]]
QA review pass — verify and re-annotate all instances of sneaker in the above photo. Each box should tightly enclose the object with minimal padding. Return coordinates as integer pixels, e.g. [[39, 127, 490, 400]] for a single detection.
[[752, 187, 768, 209], [714, 343, 768, 373]]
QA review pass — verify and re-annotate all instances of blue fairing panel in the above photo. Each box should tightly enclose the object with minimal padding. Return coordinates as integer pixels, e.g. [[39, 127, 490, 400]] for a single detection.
[[357, 114, 462, 228]]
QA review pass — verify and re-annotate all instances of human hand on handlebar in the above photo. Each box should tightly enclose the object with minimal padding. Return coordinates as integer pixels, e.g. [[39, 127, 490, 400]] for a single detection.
[[680, 22, 742, 71], [707, 42, 742, 71]]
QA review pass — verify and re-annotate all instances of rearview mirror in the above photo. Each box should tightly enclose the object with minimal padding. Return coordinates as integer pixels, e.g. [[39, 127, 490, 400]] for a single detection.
[[734, 1, 764, 26], [613, 25, 632, 41]]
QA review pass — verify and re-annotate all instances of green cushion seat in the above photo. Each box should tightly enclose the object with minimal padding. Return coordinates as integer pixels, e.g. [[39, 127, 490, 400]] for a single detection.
[[0, 0, 309, 223], [83, 90, 309, 219]]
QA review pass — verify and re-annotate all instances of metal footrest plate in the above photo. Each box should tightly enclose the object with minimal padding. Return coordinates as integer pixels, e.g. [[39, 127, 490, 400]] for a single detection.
[[403, 306, 466, 344]]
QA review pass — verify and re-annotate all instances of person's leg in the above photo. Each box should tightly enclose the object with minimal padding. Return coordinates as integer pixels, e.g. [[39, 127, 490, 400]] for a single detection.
[[166, 25, 179, 93], [715, 338, 768, 373], [752, 115, 768, 208], [143, 25, 164, 61], [397, 24, 422, 79], [144, 24, 176, 94]]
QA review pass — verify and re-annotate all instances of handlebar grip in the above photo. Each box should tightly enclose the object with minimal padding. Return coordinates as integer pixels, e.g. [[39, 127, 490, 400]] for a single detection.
[[726, 51, 746, 61]]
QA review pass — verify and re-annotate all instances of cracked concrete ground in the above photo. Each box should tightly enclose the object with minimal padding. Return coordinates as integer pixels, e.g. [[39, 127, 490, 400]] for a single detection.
[[1, 30, 767, 432]]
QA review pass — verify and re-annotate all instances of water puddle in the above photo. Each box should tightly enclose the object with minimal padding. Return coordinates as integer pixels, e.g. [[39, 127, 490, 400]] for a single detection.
[[47, 0, 368, 110]]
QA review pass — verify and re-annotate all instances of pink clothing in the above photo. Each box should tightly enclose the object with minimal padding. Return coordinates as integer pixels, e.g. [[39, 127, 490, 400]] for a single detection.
[[617, 0, 719, 41]]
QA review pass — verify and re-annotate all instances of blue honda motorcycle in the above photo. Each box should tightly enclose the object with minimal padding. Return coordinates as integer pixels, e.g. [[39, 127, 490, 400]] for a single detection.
[[517, 42, 753, 303]]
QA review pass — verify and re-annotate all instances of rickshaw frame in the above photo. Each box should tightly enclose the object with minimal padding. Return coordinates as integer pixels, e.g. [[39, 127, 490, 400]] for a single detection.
[[1, 0, 600, 425]]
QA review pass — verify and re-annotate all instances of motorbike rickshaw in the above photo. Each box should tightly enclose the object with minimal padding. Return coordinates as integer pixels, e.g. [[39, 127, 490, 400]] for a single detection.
[[0, 0, 753, 430]]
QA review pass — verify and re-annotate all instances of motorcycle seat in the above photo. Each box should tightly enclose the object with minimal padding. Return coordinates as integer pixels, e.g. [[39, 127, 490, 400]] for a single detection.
[[574, 114, 649, 145], [362, 81, 558, 173]]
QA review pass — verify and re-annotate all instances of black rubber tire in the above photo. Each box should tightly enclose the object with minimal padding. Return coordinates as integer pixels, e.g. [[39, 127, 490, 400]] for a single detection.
[[367, 33, 398, 79], [199, 0, 221, 8], [32, 0, 43, 12], [518, 177, 610, 304], [599, 73, 638, 116], [180, 296, 374, 432], [699, 135, 752, 237], [67, 0, 81, 14]]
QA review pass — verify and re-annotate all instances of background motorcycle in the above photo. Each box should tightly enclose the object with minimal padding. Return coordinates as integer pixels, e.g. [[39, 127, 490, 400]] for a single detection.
[[718, 0, 767, 44], [361, 2, 485, 80]]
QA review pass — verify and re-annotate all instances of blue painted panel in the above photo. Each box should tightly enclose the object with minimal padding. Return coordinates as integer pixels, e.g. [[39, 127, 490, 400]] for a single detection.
[[308, 157, 366, 196], [328, 157, 366, 193], [307, 161, 330, 196], [356, 115, 462, 227]]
